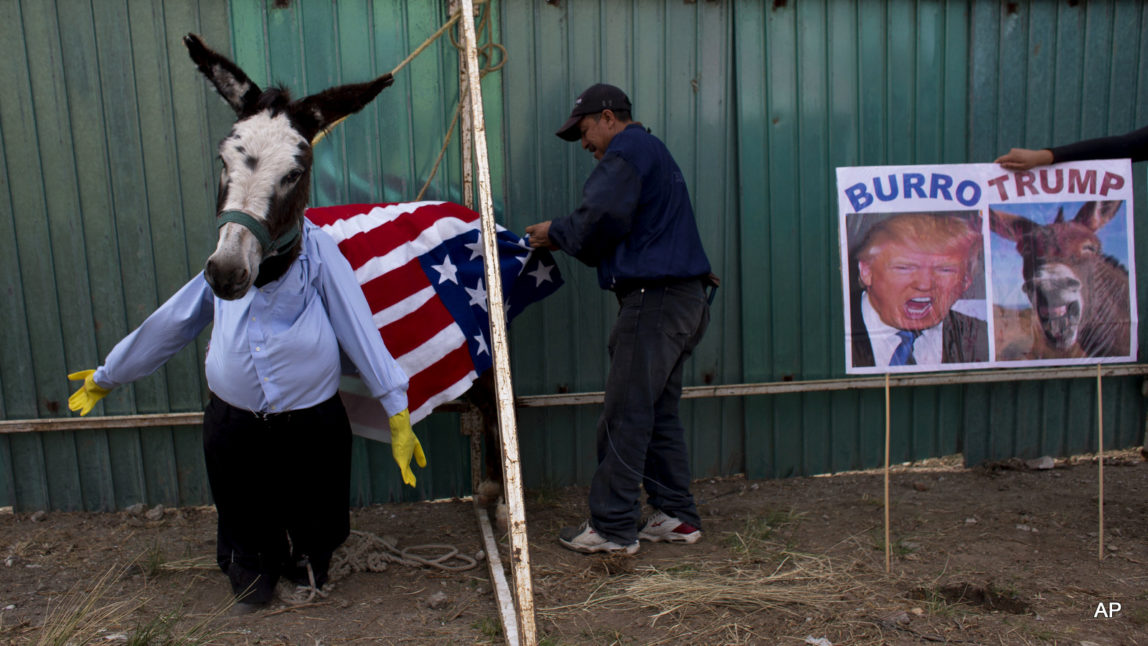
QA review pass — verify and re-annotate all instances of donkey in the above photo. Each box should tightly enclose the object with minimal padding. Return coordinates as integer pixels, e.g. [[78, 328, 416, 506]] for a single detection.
[[184, 33, 394, 299], [990, 201, 1130, 360], [184, 35, 509, 514]]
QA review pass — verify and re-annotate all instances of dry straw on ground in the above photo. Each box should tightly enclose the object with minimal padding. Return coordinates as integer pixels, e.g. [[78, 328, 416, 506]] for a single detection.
[[27, 557, 234, 646], [541, 540, 864, 645]]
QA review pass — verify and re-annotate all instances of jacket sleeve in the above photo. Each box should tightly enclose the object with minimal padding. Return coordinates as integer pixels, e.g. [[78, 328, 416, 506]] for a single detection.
[[1051, 125, 1148, 164], [548, 153, 641, 266]]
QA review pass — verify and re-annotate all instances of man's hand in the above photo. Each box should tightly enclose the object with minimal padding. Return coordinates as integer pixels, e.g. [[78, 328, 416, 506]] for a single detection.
[[389, 409, 427, 487], [995, 148, 1054, 171], [67, 370, 111, 416], [525, 221, 558, 250]]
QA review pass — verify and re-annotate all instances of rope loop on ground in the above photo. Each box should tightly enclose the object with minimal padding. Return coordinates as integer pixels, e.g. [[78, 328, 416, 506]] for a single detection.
[[400, 543, 478, 571], [284, 529, 477, 605], [330, 529, 478, 579]]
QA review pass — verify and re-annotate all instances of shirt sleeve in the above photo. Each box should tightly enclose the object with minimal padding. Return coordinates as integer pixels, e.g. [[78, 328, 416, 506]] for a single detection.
[[312, 227, 410, 418], [94, 273, 215, 389], [1050, 125, 1148, 164], [548, 153, 641, 266]]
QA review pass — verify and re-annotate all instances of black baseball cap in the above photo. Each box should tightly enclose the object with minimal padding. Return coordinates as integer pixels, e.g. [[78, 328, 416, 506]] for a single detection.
[[555, 83, 632, 141]]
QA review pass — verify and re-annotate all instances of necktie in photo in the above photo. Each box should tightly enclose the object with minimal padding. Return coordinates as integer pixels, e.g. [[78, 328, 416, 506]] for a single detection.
[[889, 330, 918, 366]]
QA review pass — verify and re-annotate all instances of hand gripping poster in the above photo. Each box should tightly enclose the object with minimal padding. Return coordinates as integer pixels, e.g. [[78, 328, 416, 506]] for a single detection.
[[836, 161, 1137, 374]]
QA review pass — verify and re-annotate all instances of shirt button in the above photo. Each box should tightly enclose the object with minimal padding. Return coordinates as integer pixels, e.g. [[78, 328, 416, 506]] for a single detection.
[[255, 346, 261, 351]]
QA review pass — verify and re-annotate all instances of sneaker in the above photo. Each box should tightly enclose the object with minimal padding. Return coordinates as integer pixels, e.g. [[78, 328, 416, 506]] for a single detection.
[[558, 521, 639, 555], [638, 510, 702, 544]]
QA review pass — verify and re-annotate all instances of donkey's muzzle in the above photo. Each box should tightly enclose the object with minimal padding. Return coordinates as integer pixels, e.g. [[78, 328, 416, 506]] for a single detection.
[[204, 256, 251, 301]]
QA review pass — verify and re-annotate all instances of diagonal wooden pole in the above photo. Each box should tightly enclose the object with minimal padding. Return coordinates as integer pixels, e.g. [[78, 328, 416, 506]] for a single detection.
[[456, 0, 537, 643], [454, 12, 521, 646]]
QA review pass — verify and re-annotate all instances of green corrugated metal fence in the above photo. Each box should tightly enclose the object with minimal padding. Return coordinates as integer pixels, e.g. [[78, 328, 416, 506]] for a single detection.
[[1, 0, 1144, 511], [1, 0, 232, 511]]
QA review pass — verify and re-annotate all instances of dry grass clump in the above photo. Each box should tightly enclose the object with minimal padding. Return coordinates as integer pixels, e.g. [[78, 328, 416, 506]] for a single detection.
[[594, 548, 851, 620], [540, 527, 869, 645], [155, 555, 217, 572], [30, 555, 232, 646], [35, 564, 142, 646]]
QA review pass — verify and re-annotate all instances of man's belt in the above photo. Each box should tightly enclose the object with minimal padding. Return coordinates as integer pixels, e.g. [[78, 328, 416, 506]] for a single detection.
[[613, 274, 709, 298]]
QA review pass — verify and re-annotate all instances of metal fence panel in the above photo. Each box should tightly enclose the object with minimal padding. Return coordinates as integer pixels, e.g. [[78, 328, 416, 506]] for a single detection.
[[0, 0, 232, 511], [736, 0, 1144, 478]]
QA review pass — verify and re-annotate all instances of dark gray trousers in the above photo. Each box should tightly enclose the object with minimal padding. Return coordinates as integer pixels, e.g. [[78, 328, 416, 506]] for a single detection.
[[588, 279, 709, 544]]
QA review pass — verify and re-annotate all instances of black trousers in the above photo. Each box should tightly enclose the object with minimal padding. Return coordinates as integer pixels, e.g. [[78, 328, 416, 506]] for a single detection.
[[589, 279, 709, 544], [203, 393, 352, 604]]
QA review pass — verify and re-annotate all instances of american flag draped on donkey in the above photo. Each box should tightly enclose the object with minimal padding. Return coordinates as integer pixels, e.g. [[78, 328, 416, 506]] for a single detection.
[[305, 201, 564, 442]]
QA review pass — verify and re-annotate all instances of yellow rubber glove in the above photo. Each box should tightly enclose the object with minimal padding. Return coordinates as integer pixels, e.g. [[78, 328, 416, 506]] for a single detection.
[[67, 370, 111, 416], [389, 409, 426, 487]]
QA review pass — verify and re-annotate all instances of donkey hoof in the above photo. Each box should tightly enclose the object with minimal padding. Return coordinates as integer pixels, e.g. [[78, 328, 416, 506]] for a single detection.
[[476, 480, 502, 506]]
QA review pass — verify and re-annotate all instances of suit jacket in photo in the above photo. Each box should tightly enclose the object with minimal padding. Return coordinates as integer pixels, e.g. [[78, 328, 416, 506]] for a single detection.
[[850, 291, 989, 368]]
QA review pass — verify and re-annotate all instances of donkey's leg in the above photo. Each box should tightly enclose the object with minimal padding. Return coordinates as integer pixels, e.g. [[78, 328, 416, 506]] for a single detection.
[[466, 371, 504, 507]]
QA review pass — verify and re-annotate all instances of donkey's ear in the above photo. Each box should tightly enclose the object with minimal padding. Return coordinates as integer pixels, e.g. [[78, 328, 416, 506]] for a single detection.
[[989, 207, 1037, 243], [1074, 200, 1123, 232], [291, 74, 395, 143], [183, 33, 261, 115]]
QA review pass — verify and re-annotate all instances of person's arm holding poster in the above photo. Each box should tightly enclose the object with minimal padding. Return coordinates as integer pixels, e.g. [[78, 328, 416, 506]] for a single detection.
[[995, 125, 1148, 170]]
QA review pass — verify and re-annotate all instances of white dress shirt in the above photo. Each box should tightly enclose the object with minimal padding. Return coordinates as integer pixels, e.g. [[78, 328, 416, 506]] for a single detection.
[[860, 291, 943, 367], [94, 220, 408, 416]]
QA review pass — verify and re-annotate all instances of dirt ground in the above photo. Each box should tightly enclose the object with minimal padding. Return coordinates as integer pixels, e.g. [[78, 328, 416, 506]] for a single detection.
[[2, 449, 1147, 645]]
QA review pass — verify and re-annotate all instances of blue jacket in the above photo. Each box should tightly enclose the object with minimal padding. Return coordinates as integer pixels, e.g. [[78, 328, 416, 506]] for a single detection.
[[548, 124, 711, 291]]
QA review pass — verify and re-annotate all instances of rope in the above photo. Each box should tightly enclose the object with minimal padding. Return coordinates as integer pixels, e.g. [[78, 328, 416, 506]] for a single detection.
[[390, 12, 462, 78], [417, 100, 464, 201], [281, 529, 478, 606], [415, 0, 506, 201], [310, 6, 465, 146], [330, 529, 478, 575], [282, 559, 327, 606], [311, 0, 507, 189], [447, 1, 507, 76]]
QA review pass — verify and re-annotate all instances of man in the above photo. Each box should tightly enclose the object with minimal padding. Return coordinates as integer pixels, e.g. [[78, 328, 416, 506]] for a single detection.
[[526, 83, 713, 555], [850, 213, 988, 368]]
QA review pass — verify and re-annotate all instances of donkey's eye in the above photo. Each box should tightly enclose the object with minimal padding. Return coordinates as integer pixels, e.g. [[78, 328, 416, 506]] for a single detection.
[[284, 169, 303, 184], [1082, 243, 1099, 255]]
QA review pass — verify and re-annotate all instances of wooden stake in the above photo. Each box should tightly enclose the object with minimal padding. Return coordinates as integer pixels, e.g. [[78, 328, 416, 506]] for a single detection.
[[884, 372, 891, 573], [1097, 363, 1105, 561]]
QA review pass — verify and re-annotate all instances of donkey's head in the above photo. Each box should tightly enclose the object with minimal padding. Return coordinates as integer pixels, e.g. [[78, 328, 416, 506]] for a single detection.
[[990, 200, 1124, 351], [184, 33, 394, 299]]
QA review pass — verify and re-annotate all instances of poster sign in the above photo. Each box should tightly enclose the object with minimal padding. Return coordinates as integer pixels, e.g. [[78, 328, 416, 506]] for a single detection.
[[837, 160, 1136, 375]]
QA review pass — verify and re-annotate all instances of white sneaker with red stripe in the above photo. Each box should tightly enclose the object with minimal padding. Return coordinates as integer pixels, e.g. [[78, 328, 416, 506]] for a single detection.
[[558, 521, 640, 555], [638, 510, 702, 544]]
